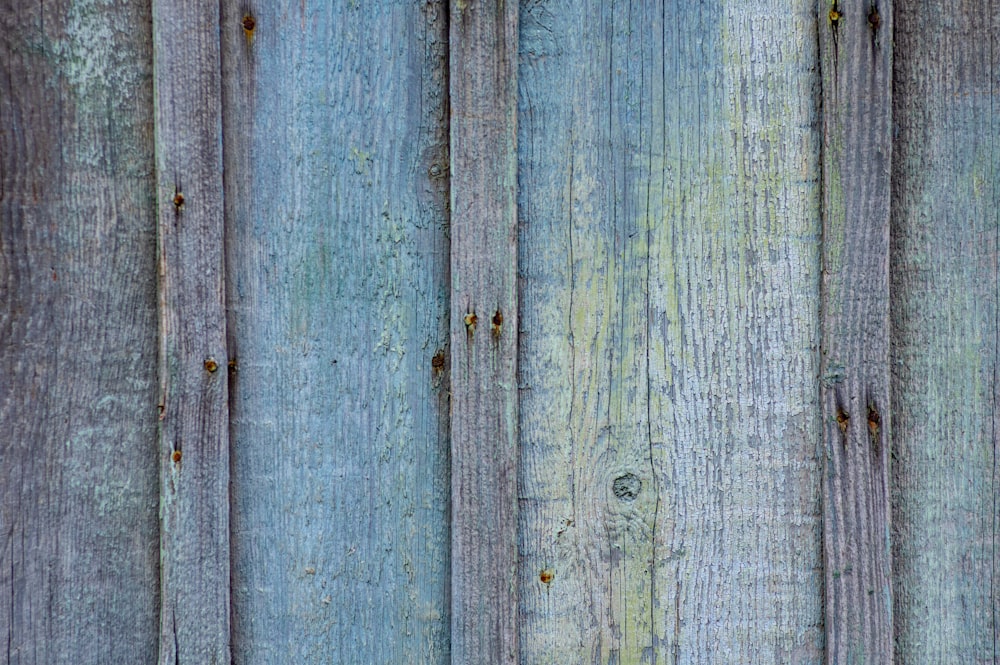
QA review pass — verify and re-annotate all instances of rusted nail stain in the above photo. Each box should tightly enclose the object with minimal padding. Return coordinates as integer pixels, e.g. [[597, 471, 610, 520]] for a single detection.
[[204, 358, 219, 373], [171, 449, 182, 464], [867, 404, 882, 458], [867, 6, 880, 31], [464, 312, 478, 336], [242, 14, 256, 36], [539, 569, 554, 585], [491, 310, 503, 338], [172, 190, 185, 210], [867, 405, 880, 436], [836, 408, 850, 434], [431, 349, 445, 371]]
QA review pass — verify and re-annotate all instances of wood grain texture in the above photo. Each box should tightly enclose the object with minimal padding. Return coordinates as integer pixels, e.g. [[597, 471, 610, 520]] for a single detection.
[[151, 1, 230, 662], [449, 1, 520, 663], [221, 2, 451, 662], [816, 0, 894, 662], [0, 1, 160, 662], [517, 1, 824, 662], [891, 2, 999, 662]]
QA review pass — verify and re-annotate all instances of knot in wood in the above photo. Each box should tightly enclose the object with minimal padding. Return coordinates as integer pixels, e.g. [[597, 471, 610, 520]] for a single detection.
[[612, 473, 641, 501]]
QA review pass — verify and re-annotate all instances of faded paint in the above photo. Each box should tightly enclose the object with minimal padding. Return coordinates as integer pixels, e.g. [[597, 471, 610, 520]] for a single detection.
[[892, 3, 999, 661], [1, 1, 161, 663], [518, 1, 823, 663], [222, 1, 451, 662]]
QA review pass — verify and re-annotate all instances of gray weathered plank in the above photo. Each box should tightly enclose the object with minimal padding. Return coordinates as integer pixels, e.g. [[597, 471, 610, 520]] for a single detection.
[[449, 1, 520, 663], [221, 2, 451, 662], [891, 2, 999, 662], [517, 1, 824, 662], [0, 1, 160, 662], [151, 0, 231, 662], [816, 0, 894, 661]]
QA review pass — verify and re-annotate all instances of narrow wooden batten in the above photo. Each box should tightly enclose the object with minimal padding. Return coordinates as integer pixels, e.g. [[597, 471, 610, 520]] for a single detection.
[[818, 1, 894, 661], [449, 1, 520, 663], [151, 1, 231, 662]]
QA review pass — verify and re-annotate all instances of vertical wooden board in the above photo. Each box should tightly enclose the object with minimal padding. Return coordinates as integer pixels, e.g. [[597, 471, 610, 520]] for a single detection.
[[151, 0, 230, 662], [817, 0, 894, 661], [517, 1, 824, 662], [891, 2, 998, 662], [0, 1, 160, 663], [221, 2, 451, 662], [449, 1, 520, 664]]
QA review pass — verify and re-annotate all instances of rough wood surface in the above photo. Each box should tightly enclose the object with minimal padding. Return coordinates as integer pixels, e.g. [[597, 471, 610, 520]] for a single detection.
[[151, 1, 231, 662], [0, 1, 160, 662], [449, 1, 520, 664], [221, 2, 451, 662], [816, 0, 894, 662], [891, 2, 999, 662], [517, 1, 824, 662]]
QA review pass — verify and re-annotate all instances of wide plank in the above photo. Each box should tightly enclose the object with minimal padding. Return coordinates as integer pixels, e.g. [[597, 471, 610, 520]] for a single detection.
[[517, 1, 824, 662], [221, 2, 451, 662], [891, 2, 999, 662], [0, 1, 160, 662]]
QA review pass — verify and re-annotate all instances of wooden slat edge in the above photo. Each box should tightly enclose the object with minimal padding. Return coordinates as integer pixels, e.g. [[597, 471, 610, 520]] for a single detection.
[[152, 1, 231, 663], [818, 0, 894, 662], [449, 1, 520, 663]]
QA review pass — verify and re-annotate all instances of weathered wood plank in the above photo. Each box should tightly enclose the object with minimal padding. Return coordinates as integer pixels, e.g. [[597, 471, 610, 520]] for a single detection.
[[0, 1, 160, 662], [817, 0, 894, 661], [151, 0, 230, 662], [891, 2, 999, 662], [449, 2, 520, 664], [517, 1, 824, 662], [221, 2, 451, 662]]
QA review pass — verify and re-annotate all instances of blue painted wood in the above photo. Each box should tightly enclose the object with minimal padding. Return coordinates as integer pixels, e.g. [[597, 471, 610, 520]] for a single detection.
[[3, 3, 999, 663], [0, 1, 160, 662], [221, 2, 451, 662], [891, 2, 999, 661], [516, 1, 825, 662]]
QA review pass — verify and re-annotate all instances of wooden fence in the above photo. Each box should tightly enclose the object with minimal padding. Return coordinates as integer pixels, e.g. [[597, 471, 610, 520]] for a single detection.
[[1, 0, 997, 663]]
